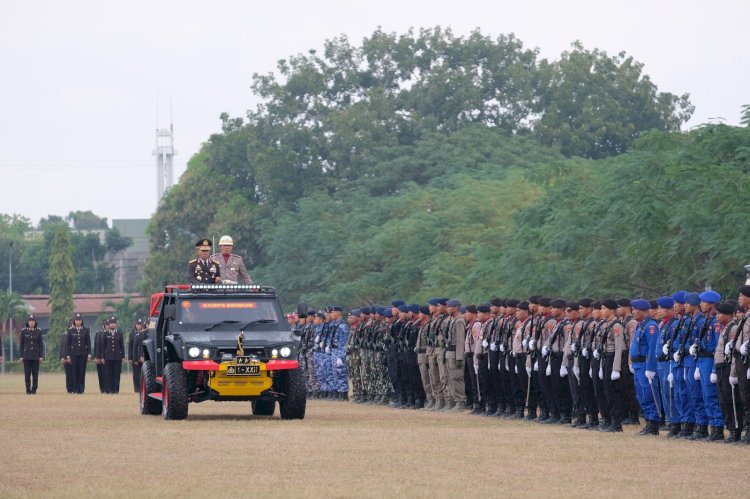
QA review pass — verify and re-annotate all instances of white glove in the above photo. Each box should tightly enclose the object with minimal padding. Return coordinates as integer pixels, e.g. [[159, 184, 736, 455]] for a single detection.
[[545, 363, 552, 376], [319, 342, 324, 349], [499, 344, 506, 353], [694, 369, 701, 381], [560, 365, 568, 377], [515, 365, 518, 374], [325, 346, 331, 354], [668, 372, 674, 385], [582, 347, 589, 358], [526, 366, 531, 376], [573, 366, 580, 377], [593, 349, 600, 360], [533, 361, 539, 372], [589, 367, 592, 378], [629, 364, 634, 374], [522, 338, 529, 348], [541, 345, 550, 357], [474, 364, 479, 375], [673, 352, 681, 363], [724, 343, 733, 356], [490, 343, 497, 352], [611, 370, 620, 381], [314, 336, 320, 344], [529, 339, 537, 351], [730, 376, 739, 385], [570, 343, 577, 353], [598, 366, 603, 380], [688, 344, 698, 356], [662, 344, 669, 356], [645, 370, 656, 382], [482, 339, 489, 348], [710, 372, 717, 384], [336, 357, 343, 367], [741, 341, 750, 356]]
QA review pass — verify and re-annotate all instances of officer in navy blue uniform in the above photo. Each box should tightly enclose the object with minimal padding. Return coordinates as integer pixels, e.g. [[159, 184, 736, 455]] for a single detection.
[[188, 239, 222, 284], [66, 313, 91, 394], [102, 316, 125, 394], [20, 314, 44, 394], [655, 296, 681, 437], [60, 320, 74, 393], [673, 292, 707, 438], [692, 290, 724, 441], [629, 299, 661, 435]]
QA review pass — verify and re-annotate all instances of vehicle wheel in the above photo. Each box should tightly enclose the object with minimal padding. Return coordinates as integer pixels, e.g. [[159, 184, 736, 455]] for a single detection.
[[140, 361, 162, 415], [251, 397, 276, 416], [279, 368, 306, 420], [162, 362, 189, 420]]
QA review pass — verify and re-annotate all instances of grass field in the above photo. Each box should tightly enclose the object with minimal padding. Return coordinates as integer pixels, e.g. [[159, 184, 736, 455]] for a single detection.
[[0, 373, 747, 498]]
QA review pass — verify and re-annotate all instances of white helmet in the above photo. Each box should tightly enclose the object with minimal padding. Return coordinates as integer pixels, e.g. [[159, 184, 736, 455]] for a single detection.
[[218, 235, 234, 246]]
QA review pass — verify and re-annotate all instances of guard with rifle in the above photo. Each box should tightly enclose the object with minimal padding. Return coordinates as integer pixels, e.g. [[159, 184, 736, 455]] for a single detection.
[[394, 304, 412, 408], [714, 301, 743, 442], [416, 304, 435, 410], [561, 302, 583, 427], [513, 301, 533, 419], [472, 304, 492, 415], [690, 290, 724, 441], [427, 298, 449, 411], [387, 300, 406, 407], [598, 299, 626, 432], [655, 295, 681, 437], [731, 286, 750, 444], [524, 295, 547, 421], [403, 304, 423, 408], [359, 307, 374, 403], [540, 298, 569, 424], [574, 299, 601, 429], [444, 299, 467, 411], [502, 299, 522, 418], [531, 297, 555, 423], [346, 309, 362, 402], [628, 299, 661, 436], [463, 305, 479, 411], [483, 298, 503, 416], [616, 298, 641, 426]]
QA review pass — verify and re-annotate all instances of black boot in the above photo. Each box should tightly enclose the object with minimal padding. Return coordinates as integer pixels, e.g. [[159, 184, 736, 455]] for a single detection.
[[604, 419, 623, 432], [666, 423, 681, 438], [725, 428, 742, 443], [688, 424, 709, 441], [678, 422, 695, 439], [738, 425, 750, 444], [636, 420, 659, 436], [586, 415, 599, 430], [525, 408, 537, 421], [596, 419, 612, 432], [708, 426, 724, 442]]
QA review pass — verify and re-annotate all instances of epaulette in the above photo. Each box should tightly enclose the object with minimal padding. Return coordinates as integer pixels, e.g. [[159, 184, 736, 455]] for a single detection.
[[189, 259, 197, 263]]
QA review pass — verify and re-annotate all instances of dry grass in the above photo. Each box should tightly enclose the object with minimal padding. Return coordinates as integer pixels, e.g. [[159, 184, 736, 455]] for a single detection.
[[0, 373, 746, 498]]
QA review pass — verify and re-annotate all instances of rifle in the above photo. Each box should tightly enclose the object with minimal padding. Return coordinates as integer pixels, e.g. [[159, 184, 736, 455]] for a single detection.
[[661, 315, 683, 361], [543, 318, 568, 361], [675, 314, 695, 367], [573, 318, 594, 358], [691, 313, 715, 360], [726, 316, 748, 364], [502, 317, 518, 355], [594, 320, 620, 360], [531, 315, 546, 360]]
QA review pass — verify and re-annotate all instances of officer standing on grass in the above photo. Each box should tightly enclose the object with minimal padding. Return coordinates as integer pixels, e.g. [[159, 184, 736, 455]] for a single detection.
[[103, 316, 125, 394], [128, 319, 146, 393], [20, 314, 44, 395], [60, 319, 74, 393], [66, 313, 91, 394]]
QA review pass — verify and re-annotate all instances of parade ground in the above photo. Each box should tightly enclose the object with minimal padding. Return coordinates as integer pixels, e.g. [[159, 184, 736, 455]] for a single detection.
[[0, 373, 746, 498]]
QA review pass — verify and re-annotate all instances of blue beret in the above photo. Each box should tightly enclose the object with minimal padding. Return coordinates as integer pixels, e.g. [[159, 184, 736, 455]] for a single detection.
[[360, 306, 371, 315], [391, 300, 405, 307], [427, 298, 440, 306], [350, 309, 361, 317], [408, 303, 420, 314], [398, 305, 408, 313], [315, 312, 325, 319], [383, 309, 393, 318], [446, 299, 461, 307], [477, 304, 491, 313], [631, 299, 650, 311], [656, 296, 674, 309], [419, 305, 430, 315], [672, 291, 687, 304], [699, 290, 721, 304], [437, 298, 448, 306], [331, 306, 342, 312], [460, 306, 466, 313], [685, 293, 701, 306]]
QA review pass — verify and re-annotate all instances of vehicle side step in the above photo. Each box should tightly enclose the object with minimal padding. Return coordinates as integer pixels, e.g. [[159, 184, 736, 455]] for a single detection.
[[148, 392, 163, 401]]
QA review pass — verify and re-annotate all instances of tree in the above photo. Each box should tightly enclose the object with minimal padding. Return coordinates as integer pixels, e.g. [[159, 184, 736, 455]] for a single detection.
[[47, 225, 75, 367], [97, 295, 148, 331], [67, 210, 108, 230], [0, 290, 29, 367]]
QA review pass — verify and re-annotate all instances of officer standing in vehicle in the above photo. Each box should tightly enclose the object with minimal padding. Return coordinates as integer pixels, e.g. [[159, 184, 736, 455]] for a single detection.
[[66, 313, 91, 394], [103, 316, 125, 394], [20, 314, 44, 394], [188, 239, 222, 284], [210, 235, 253, 284]]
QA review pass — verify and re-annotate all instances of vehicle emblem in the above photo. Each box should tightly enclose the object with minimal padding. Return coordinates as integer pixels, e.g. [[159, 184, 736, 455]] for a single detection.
[[237, 331, 245, 356]]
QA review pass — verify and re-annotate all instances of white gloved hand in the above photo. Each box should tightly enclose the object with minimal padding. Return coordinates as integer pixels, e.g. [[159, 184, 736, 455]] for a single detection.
[[499, 344, 506, 353], [629, 364, 634, 374], [541, 345, 550, 357], [490, 343, 497, 352], [319, 342, 324, 349], [571, 343, 577, 353], [529, 339, 537, 351], [515, 365, 518, 374], [741, 341, 750, 356], [694, 369, 701, 381], [598, 366, 604, 380], [611, 370, 620, 381], [645, 370, 656, 382], [474, 364, 479, 375], [482, 339, 489, 348], [522, 338, 529, 348], [560, 365, 568, 377], [314, 336, 320, 344], [710, 372, 717, 384], [724, 343, 733, 356], [589, 367, 592, 378], [573, 366, 580, 377], [593, 349, 600, 360], [325, 346, 331, 354], [662, 344, 669, 356], [673, 352, 681, 363], [545, 363, 552, 376], [533, 361, 539, 372], [688, 344, 698, 357], [668, 372, 674, 385], [526, 366, 532, 376], [730, 376, 739, 385], [336, 357, 343, 367], [582, 347, 589, 358]]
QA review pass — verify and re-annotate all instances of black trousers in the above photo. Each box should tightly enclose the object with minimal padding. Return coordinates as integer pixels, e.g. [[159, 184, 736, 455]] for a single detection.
[[407, 352, 424, 402], [537, 355, 553, 415], [567, 360, 583, 420], [602, 355, 624, 423], [487, 351, 501, 410], [464, 353, 475, 406], [71, 355, 87, 393], [132, 362, 142, 393], [64, 362, 74, 393], [578, 355, 598, 417], [23, 360, 40, 392], [514, 354, 531, 411], [498, 353, 513, 409], [97, 362, 106, 393], [104, 360, 122, 393], [550, 353, 572, 418], [477, 354, 489, 409], [507, 354, 523, 410], [717, 362, 743, 431], [591, 357, 610, 420], [388, 350, 400, 397]]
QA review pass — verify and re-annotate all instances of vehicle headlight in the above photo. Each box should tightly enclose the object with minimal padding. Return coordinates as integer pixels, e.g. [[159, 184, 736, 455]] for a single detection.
[[202, 349, 211, 358], [280, 347, 291, 358], [188, 347, 200, 358], [271, 349, 279, 357]]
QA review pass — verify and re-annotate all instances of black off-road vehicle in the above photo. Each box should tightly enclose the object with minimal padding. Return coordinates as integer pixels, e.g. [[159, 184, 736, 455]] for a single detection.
[[139, 284, 306, 420]]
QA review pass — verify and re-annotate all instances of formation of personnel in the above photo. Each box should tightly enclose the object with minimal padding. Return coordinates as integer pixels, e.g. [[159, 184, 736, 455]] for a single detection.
[[297, 287, 750, 444]]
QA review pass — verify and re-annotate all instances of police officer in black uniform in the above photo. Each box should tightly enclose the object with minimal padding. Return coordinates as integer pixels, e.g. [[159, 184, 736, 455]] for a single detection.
[[128, 319, 146, 392], [102, 316, 125, 394], [60, 319, 74, 393], [66, 313, 91, 394], [94, 319, 107, 393], [20, 314, 44, 394], [188, 239, 222, 284]]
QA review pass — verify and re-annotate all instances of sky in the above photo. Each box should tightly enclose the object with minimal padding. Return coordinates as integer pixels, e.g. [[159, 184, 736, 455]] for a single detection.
[[1, 0, 747, 226]]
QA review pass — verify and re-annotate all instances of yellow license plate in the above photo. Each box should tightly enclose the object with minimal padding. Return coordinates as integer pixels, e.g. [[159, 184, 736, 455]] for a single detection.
[[226, 364, 260, 376]]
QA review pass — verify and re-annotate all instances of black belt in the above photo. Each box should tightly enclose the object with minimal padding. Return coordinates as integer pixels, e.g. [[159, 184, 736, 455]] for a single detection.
[[603, 352, 615, 359], [417, 348, 426, 353], [446, 346, 456, 352], [630, 355, 647, 363], [697, 352, 713, 358], [477, 353, 487, 359], [551, 351, 563, 359]]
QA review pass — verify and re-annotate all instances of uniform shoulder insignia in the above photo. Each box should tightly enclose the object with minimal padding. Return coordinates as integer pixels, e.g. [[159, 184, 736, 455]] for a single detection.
[[648, 325, 656, 334], [189, 259, 197, 263], [714, 323, 720, 332]]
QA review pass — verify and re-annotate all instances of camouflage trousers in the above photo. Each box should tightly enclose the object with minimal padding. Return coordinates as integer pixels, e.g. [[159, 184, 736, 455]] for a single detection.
[[348, 353, 362, 396], [367, 351, 389, 396], [305, 350, 319, 393]]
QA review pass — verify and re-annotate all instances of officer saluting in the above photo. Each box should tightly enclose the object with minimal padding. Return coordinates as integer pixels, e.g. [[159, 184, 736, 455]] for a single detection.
[[188, 239, 222, 284], [210, 235, 253, 284], [20, 314, 44, 394]]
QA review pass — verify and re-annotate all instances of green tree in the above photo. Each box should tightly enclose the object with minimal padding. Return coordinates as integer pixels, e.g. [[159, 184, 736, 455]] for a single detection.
[[67, 210, 108, 230], [47, 225, 75, 367], [0, 290, 29, 368], [97, 295, 148, 331]]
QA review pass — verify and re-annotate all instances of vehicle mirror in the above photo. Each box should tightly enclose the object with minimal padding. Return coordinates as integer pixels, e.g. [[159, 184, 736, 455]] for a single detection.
[[163, 304, 177, 321]]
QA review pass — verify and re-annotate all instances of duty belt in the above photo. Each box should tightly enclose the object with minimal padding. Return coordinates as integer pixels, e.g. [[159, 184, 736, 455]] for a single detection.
[[446, 346, 456, 352], [630, 355, 647, 363], [417, 348, 426, 353], [603, 352, 615, 359], [551, 351, 563, 359], [697, 352, 713, 358]]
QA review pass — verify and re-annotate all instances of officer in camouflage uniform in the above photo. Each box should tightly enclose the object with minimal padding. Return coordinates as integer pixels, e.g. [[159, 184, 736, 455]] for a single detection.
[[346, 309, 362, 402], [321, 308, 335, 399], [330, 306, 349, 400], [361, 307, 376, 403], [312, 312, 326, 398]]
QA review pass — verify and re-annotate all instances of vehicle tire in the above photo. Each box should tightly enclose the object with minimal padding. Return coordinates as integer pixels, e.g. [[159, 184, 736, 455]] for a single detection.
[[251, 397, 276, 416], [279, 368, 306, 420], [140, 360, 162, 415], [162, 362, 189, 420]]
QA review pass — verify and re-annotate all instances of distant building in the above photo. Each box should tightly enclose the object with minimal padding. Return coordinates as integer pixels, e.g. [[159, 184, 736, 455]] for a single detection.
[[21, 293, 147, 332]]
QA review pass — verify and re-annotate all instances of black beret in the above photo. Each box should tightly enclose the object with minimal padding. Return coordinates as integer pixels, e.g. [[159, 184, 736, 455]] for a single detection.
[[737, 306, 747, 313], [717, 302, 735, 315], [437, 298, 448, 306], [477, 304, 491, 313], [740, 285, 750, 298], [648, 299, 658, 309], [391, 300, 405, 307], [490, 297, 504, 307], [550, 298, 566, 309], [592, 300, 602, 309], [505, 299, 520, 308], [517, 301, 530, 311], [616, 297, 631, 307], [465, 304, 477, 313], [566, 301, 579, 311], [602, 299, 619, 310], [578, 298, 594, 308], [538, 297, 551, 307], [529, 295, 541, 305], [419, 305, 430, 315]]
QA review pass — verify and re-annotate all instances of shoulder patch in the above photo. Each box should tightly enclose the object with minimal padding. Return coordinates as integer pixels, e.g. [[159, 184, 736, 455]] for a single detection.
[[188, 259, 197, 263], [714, 323, 720, 332], [649, 325, 656, 335]]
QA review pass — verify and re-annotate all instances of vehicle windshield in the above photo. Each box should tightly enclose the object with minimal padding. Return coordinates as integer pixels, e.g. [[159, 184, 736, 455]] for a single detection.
[[176, 298, 280, 328]]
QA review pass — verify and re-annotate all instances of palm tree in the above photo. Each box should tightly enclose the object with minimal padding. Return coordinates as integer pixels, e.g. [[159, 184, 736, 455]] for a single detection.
[[97, 295, 148, 331], [0, 290, 29, 370]]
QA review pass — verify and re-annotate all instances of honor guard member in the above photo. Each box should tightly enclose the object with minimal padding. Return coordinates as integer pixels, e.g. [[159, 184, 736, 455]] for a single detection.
[[541, 298, 571, 424], [387, 300, 406, 406], [103, 316, 125, 394], [93, 320, 107, 393], [188, 239, 222, 284], [617, 298, 640, 425], [512, 301, 532, 419], [598, 299, 627, 432], [463, 305, 479, 410], [473, 304, 491, 414], [415, 305, 434, 410], [211, 235, 253, 284], [128, 319, 146, 393], [20, 314, 44, 394], [655, 296, 681, 437], [444, 299, 467, 411], [331, 306, 349, 400], [405, 304, 425, 409], [715, 301, 743, 442], [629, 299, 661, 435], [692, 290, 724, 441], [674, 292, 709, 439], [345, 310, 361, 402], [60, 320, 74, 393], [66, 313, 91, 394]]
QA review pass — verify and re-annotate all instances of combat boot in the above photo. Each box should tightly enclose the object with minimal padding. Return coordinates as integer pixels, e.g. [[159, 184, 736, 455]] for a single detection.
[[441, 401, 455, 412], [687, 424, 709, 441], [571, 416, 586, 428], [525, 408, 537, 421], [413, 399, 424, 410], [511, 408, 525, 419], [596, 419, 612, 432], [604, 419, 623, 432], [502, 406, 514, 418], [678, 422, 695, 439], [432, 400, 445, 411], [622, 414, 640, 425], [558, 415, 572, 425], [738, 424, 750, 444], [666, 423, 681, 438], [725, 428, 742, 443], [405, 394, 415, 409], [636, 420, 659, 436], [341, 392, 349, 402], [708, 426, 724, 442], [585, 414, 599, 430]]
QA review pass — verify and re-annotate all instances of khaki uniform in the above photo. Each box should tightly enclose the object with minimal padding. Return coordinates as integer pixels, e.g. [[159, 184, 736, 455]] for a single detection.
[[210, 253, 253, 284], [415, 319, 434, 404], [445, 314, 466, 405]]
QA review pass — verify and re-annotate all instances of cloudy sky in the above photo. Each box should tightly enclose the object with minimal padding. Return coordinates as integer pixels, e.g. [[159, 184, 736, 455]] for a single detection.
[[1, 0, 747, 226]]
